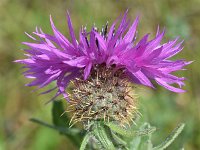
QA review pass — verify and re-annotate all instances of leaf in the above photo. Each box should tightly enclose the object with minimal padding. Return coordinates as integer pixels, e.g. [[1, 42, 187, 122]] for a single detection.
[[139, 123, 158, 150], [105, 122, 156, 138], [129, 136, 141, 150], [80, 132, 91, 150], [129, 122, 154, 150], [135, 126, 156, 137], [111, 132, 129, 150], [51, 100, 84, 147], [105, 122, 134, 137], [153, 123, 185, 150], [52, 100, 69, 127], [30, 118, 81, 135], [30, 118, 83, 147], [111, 132, 127, 146], [93, 122, 116, 150]]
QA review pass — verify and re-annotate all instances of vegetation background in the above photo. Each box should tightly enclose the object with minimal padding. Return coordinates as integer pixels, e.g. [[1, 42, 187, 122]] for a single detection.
[[0, 0, 199, 149]]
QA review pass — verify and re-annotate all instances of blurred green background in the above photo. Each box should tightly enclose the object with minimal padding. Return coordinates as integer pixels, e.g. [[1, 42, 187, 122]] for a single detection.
[[0, 0, 199, 149]]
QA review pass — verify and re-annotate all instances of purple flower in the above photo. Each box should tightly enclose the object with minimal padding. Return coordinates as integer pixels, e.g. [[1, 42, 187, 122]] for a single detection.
[[16, 11, 191, 100]]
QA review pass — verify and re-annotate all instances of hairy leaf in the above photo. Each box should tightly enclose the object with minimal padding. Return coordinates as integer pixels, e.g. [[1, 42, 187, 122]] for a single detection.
[[153, 123, 185, 150], [80, 132, 91, 150], [93, 122, 116, 150]]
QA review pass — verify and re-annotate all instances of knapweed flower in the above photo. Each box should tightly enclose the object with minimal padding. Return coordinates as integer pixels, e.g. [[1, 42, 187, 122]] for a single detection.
[[16, 10, 190, 126]]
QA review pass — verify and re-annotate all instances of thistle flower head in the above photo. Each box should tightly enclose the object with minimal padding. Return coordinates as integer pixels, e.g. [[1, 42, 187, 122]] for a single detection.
[[16, 10, 190, 126]]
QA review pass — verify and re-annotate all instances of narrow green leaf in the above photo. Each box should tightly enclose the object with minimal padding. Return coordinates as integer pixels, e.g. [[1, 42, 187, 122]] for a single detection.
[[129, 123, 155, 150], [147, 130, 153, 150], [105, 122, 134, 137], [111, 132, 129, 150], [30, 118, 83, 147], [93, 122, 115, 150], [51, 100, 84, 147], [153, 123, 185, 150], [80, 132, 91, 150], [52, 100, 69, 127], [129, 136, 141, 150], [105, 122, 156, 138], [30, 118, 80, 135], [135, 126, 156, 137], [111, 132, 127, 146]]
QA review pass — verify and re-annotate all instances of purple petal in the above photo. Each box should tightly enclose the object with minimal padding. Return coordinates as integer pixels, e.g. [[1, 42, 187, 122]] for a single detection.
[[63, 56, 88, 67], [50, 15, 76, 54], [123, 16, 139, 43], [155, 78, 185, 93], [40, 87, 57, 95], [84, 62, 92, 80], [95, 31, 107, 51], [66, 11, 78, 48], [131, 70, 154, 87]]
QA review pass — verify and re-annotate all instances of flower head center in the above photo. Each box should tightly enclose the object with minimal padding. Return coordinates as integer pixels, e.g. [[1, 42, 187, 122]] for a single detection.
[[68, 64, 138, 127]]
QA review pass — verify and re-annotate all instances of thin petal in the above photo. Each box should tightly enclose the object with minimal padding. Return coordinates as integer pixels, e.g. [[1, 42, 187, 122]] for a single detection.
[[63, 56, 88, 67], [123, 16, 139, 43], [95, 31, 107, 51], [155, 78, 185, 93], [84, 62, 92, 80], [132, 70, 154, 87], [66, 11, 78, 48]]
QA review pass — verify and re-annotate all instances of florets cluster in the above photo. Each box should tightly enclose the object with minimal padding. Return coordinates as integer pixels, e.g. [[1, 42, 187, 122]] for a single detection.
[[68, 64, 138, 127]]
